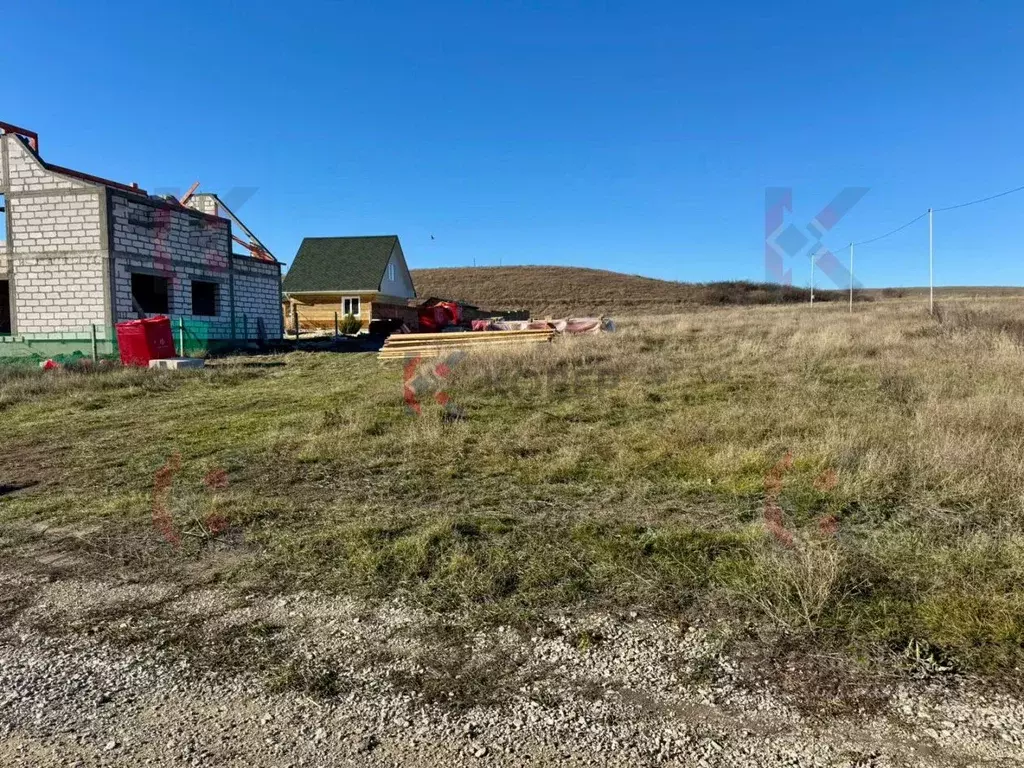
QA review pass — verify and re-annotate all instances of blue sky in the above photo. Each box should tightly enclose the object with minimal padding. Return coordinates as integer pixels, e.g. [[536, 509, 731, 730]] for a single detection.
[[4, 1, 1023, 288]]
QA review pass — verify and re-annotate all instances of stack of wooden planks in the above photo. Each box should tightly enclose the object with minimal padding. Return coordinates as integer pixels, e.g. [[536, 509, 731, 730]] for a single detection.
[[378, 329, 555, 360]]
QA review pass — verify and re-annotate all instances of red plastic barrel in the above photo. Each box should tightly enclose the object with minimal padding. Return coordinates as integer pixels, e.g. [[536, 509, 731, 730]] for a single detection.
[[116, 316, 176, 366]]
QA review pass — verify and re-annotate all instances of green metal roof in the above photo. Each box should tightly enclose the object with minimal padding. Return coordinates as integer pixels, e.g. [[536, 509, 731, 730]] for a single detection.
[[283, 235, 398, 293]]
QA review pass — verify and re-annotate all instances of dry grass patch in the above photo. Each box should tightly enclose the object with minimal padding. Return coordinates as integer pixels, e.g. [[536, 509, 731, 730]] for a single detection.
[[4, 300, 1024, 676], [411, 265, 858, 316]]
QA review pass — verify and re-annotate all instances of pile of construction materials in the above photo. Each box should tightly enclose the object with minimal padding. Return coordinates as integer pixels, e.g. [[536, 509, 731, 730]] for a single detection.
[[471, 317, 615, 334], [378, 329, 555, 360]]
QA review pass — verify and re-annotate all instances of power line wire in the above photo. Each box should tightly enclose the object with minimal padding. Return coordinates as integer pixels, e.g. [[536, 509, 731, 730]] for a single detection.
[[934, 182, 1024, 212], [822, 181, 1024, 251], [851, 210, 928, 247]]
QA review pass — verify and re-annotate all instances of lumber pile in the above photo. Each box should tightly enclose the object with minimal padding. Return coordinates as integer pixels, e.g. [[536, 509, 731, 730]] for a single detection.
[[378, 329, 555, 360]]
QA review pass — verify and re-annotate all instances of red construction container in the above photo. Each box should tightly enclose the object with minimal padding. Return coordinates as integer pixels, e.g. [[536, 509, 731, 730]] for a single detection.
[[116, 316, 176, 366]]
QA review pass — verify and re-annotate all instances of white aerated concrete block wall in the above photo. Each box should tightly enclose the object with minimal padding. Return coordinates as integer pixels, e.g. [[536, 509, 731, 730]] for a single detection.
[[185, 193, 220, 217], [5, 137, 90, 194], [110, 193, 233, 337], [2, 136, 109, 335], [1, 133, 283, 345], [233, 257, 283, 338]]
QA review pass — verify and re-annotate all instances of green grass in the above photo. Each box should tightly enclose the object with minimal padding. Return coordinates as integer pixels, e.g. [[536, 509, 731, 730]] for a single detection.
[[3, 302, 1024, 677]]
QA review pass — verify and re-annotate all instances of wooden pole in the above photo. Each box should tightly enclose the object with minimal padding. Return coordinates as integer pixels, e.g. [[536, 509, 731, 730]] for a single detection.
[[90, 324, 98, 362], [334, 311, 340, 337], [291, 303, 299, 339], [178, 317, 185, 357]]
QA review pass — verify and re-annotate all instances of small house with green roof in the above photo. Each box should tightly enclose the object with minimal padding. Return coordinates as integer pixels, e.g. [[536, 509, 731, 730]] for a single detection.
[[282, 235, 417, 332]]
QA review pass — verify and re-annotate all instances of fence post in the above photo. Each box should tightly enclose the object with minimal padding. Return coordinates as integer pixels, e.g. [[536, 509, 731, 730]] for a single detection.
[[292, 304, 299, 339], [178, 317, 185, 357], [334, 311, 339, 337], [90, 324, 98, 362], [242, 313, 248, 342]]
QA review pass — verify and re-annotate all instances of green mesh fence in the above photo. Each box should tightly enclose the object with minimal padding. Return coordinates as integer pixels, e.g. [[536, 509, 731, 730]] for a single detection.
[[0, 315, 269, 364]]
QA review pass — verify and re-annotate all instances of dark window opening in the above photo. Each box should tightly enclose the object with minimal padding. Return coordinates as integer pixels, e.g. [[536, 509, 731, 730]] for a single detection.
[[0, 280, 10, 335], [131, 273, 170, 315], [191, 280, 218, 317]]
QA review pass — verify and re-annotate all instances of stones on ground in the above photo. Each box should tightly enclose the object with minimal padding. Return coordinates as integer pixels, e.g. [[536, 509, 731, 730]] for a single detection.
[[357, 734, 379, 754], [0, 576, 1022, 767]]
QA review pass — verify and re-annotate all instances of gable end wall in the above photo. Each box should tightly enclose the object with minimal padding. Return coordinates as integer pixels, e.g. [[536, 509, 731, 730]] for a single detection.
[[1, 135, 108, 336]]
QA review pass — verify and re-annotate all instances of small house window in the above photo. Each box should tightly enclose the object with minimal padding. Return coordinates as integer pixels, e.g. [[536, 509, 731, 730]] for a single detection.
[[342, 297, 360, 317], [388, 263, 396, 282], [0, 193, 7, 247], [191, 280, 218, 317], [131, 273, 170, 314]]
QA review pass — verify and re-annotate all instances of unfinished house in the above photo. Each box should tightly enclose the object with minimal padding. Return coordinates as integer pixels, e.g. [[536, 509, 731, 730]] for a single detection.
[[282, 236, 418, 333], [0, 121, 283, 357]]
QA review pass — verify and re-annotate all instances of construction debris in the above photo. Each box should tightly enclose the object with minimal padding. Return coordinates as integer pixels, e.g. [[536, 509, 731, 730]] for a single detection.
[[378, 329, 555, 361], [471, 317, 615, 334], [148, 358, 206, 370]]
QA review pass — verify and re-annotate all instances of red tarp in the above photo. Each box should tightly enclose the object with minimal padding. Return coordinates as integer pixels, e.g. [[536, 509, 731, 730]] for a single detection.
[[418, 301, 462, 332]]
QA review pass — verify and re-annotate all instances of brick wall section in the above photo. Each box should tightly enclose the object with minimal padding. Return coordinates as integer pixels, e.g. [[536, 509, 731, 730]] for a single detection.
[[111, 193, 282, 341], [11, 253, 107, 335], [2, 136, 108, 335], [1, 135, 283, 344], [185, 193, 219, 217], [110, 193, 233, 335], [5, 136, 89, 193], [233, 257, 283, 338], [9, 193, 103, 253]]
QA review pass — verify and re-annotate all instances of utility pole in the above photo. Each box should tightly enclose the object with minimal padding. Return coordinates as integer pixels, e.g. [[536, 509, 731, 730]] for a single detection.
[[928, 207, 934, 314], [810, 249, 815, 305], [849, 242, 854, 313]]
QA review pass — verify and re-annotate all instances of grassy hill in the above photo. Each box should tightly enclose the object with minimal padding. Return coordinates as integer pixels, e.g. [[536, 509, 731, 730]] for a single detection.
[[410, 266, 849, 316]]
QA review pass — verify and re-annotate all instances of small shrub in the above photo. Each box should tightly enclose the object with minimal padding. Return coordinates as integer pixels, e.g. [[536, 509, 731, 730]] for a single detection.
[[730, 534, 850, 631], [339, 313, 362, 335]]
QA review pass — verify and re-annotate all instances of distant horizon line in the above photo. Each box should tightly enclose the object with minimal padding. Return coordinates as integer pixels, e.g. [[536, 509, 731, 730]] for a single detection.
[[404, 264, 1024, 291]]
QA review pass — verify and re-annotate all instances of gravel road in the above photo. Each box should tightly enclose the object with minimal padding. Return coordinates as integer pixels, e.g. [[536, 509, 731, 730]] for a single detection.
[[1, 572, 1022, 767]]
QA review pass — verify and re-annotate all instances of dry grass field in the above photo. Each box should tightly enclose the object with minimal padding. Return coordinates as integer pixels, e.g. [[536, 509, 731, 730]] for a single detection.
[[411, 265, 853, 316], [2, 298, 1024, 679]]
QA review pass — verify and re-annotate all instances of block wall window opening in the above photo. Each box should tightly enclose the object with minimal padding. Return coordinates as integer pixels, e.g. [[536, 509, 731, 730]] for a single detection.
[[343, 297, 360, 317], [0, 193, 6, 248], [131, 273, 170, 315], [191, 280, 218, 317], [0, 280, 10, 335]]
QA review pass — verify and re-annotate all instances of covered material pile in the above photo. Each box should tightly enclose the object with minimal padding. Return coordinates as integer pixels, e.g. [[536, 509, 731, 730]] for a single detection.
[[470, 317, 614, 334], [378, 329, 555, 360]]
